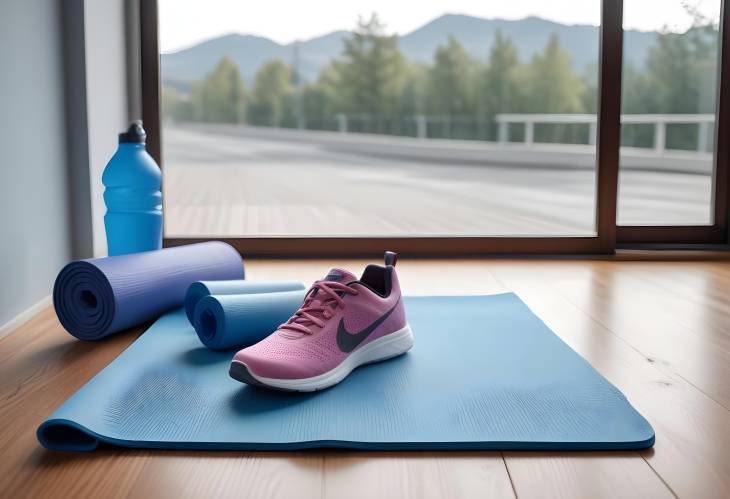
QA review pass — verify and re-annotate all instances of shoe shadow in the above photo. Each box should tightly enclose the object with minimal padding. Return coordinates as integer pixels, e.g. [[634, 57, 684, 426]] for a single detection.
[[226, 354, 414, 417], [228, 385, 317, 415], [179, 346, 232, 366]]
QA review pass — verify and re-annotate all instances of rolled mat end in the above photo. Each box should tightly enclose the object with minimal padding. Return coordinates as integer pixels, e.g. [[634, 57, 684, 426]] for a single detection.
[[184, 279, 307, 327], [53, 261, 116, 341], [193, 289, 306, 350], [53, 242, 244, 340], [37, 419, 100, 452]]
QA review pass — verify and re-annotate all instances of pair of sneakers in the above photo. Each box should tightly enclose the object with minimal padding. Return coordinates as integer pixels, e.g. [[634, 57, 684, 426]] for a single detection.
[[229, 252, 413, 392]]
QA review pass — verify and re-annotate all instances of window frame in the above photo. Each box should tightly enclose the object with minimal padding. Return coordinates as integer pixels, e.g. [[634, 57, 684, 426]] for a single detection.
[[140, 0, 730, 256], [616, 0, 730, 245]]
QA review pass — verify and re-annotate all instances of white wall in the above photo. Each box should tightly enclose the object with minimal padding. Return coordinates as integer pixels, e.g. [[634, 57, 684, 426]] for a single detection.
[[0, 0, 133, 329], [0, 0, 72, 326]]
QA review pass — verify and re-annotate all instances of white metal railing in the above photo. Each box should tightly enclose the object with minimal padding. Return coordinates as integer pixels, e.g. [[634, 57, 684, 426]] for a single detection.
[[495, 113, 715, 153]]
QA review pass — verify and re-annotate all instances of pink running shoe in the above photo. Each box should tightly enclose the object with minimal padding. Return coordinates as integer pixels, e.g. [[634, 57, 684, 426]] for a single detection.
[[229, 252, 413, 391]]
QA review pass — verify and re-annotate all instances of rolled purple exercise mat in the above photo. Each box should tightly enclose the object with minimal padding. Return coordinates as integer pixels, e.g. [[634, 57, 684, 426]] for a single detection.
[[53, 241, 244, 340]]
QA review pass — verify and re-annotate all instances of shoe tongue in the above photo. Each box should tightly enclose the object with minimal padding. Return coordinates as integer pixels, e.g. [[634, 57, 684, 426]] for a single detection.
[[322, 268, 357, 283]]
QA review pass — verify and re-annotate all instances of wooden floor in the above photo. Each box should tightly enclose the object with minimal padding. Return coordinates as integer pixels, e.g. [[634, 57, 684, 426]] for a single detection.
[[1, 257, 730, 498]]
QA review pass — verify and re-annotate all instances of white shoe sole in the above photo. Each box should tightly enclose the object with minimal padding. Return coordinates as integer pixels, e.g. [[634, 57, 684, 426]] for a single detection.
[[229, 324, 414, 392]]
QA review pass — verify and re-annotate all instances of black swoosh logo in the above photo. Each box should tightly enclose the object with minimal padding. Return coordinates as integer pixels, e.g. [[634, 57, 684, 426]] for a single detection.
[[336, 299, 400, 353]]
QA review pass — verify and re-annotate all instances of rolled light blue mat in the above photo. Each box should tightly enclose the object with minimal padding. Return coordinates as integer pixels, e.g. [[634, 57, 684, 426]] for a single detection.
[[37, 293, 654, 452], [53, 241, 244, 340], [184, 280, 305, 323], [194, 289, 307, 350]]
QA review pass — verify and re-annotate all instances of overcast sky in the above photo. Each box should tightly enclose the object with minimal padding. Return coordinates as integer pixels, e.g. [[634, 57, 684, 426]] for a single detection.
[[160, 0, 721, 53]]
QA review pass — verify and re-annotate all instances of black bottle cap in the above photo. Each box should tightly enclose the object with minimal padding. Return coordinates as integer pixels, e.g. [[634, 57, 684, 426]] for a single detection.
[[118, 120, 146, 144]]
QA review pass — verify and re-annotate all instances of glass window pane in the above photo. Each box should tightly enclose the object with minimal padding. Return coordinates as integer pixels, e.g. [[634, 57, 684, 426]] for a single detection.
[[618, 0, 721, 225], [160, 1, 601, 237]]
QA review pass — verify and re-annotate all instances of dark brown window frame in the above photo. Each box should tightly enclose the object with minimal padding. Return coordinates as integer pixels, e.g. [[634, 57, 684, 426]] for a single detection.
[[617, 0, 730, 246], [141, 0, 729, 256]]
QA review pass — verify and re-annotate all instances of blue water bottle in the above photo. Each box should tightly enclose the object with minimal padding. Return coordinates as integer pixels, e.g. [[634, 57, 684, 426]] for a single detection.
[[103, 121, 162, 256]]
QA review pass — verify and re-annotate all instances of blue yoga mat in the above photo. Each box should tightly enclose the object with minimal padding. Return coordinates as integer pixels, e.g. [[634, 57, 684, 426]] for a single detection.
[[53, 242, 244, 340], [184, 280, 305, 324], [193, 289, 307, 350], [37, 293, 654, 452]]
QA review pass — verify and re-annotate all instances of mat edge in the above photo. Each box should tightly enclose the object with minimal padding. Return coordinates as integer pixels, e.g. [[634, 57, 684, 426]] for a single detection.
[[37, 418, 655, 453]]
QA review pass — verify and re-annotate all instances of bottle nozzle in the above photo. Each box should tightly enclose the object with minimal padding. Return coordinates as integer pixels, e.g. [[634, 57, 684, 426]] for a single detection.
[[118, 120, 146, 144]]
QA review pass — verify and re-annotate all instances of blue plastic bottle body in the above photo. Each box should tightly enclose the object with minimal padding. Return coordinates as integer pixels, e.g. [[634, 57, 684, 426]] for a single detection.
[[102, 143, 162, 256]]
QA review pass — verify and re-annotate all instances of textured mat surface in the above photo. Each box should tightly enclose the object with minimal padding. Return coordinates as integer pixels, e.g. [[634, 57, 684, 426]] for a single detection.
[[38, 293, 654, 451]]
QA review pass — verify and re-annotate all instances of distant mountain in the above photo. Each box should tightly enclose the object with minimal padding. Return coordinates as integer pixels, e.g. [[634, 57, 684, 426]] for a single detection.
[[161, 14, 657, 90]]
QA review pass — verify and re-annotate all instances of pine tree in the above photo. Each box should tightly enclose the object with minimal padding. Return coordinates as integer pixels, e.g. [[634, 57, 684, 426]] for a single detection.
[[191, 57, 246, 123], [480, 31, 522, 139], [248, 59, 295, 127], [302, 63, 344, 130], [334, 13, 407, 132], [523, 34, 584, 114], [426, 37, 475, 116], [622, 18, 719, 149]]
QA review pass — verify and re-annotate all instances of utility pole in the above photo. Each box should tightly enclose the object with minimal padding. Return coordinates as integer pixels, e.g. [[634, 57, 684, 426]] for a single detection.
[[292, 42, 304, 129]]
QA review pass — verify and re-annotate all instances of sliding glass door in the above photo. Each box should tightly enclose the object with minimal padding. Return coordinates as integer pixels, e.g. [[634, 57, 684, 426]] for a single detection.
[[140, 0, 729, 254]]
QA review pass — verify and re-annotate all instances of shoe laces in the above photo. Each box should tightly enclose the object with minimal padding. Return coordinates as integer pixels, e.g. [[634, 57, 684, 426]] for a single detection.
[[279, 280, 359, 336]]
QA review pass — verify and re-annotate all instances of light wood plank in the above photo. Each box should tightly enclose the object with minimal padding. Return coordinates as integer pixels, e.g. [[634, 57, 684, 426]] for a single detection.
[[323, 452, 515, 499], [504, 452, 674, 499], [7, 449, 148, 499], [127, 452, 323, 499], [557, 262, 730, 407], [243, 258, 508, 297]]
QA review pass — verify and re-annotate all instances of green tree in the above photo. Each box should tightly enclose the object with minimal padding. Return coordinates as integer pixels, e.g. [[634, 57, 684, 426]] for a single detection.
[[580, 63, 598, 115], [161, 85, 193, 122], [248, 59, 296, 127], [619, 64, 657, 147], [517, 34, 586, 144], [334, 13, 407, 132], [397, 63, 428, 135], [480, 31, 523, 139], [621, 64, 655, 114], [643, 26, 717, 114], [426, 37, 475, 116], [302, 63, 343, 130], [523, 34, 584, 114], [191, 57, 246, 123], [622, 18, 718, 149]]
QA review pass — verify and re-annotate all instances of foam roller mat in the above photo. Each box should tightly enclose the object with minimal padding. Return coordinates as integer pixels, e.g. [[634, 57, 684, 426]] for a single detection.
[[194, 289, 307, 350], [184, 280, 305, 323], [38, 293, 654, 452], [53, 242, 244, 340]]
